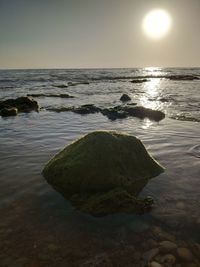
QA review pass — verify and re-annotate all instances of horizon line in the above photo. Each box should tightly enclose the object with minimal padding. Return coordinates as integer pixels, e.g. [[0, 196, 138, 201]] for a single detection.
[[0, 66, 200, 71]]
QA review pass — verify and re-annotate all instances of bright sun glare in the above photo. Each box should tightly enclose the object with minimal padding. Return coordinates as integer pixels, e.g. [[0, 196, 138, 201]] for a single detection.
[[142, 9, 172, 39]]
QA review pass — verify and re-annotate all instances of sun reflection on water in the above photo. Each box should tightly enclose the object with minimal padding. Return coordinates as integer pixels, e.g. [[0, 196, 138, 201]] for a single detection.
[[144, 78, 160, 97], [139, 78, 161, 110], [141, 118, 153, 129]]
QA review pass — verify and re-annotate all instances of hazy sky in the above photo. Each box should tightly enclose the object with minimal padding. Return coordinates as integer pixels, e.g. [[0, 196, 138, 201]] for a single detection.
[[0, 0, 200, 69]]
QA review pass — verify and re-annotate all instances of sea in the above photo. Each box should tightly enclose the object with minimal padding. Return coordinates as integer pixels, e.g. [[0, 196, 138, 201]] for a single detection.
[[0, 68, 200, 266]]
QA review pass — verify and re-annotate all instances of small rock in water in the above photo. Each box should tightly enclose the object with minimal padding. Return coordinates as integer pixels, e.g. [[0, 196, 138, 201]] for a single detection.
[[54, 84, 68, 88], [73, 104, 101, 115], [177, 247, 194, 262], [133, 251, 142, 261], [176, 202, 185, 209], [161, 254, 176, 265], [152, 226, 176, 242], [120, 94, 131, 102], [143, 248, 159, 262], [150, 261, 162, 267], [47, 244, 59, 252], [130, 78, 149, 83], [82, 253, 112, 267], [159, 241, 177, 253]]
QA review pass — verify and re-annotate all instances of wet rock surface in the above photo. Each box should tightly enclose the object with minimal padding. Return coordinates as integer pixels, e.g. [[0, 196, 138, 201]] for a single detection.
[[170, 115, 200, 123], [73, 104, 101, 115], [120, 94, 131, 102], [42, 131, 164, 216], [101, 105, 165, 122], [0, 107, 18, 117], [159, 241, 178, 253], [53, 84, 68, 88], [0, 96, 39, 116], [177, 247, 194, 262], [122, 106, 165, 121], [101, 107, 128, 120]]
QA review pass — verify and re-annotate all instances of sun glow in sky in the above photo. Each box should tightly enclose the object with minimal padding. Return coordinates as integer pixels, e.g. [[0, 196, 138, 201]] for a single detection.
[[142, 9, 172, 39], [0, 0, 200, 68]]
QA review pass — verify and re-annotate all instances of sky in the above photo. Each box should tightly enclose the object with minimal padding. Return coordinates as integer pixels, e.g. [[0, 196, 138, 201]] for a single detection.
[[0, 0, 200, 69]]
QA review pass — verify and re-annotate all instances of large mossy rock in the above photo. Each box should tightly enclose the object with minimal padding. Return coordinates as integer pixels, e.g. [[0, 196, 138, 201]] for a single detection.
[[42, 131, 164, 216]]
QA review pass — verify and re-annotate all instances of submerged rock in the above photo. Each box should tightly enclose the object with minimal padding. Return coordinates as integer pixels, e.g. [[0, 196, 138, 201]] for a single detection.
[[130, 79, 149, 83], [0, 96, 39, 114], [0, 107, 18, 117], [120, 94, 131, 102], [167, 75, 199, 81], [46, 106, 73, 113], [27, 93, 74, 98], [177, 247, 194, 262], [68, 81, 90, 86], [73, 104, 101, 115], [101, 107, 128, 120], [142, 248, 159, 262], [42, 131, 164, 216], [54, 84, 68, 88], [102, 106, 165, 122], [122, 106, 165, 122], [47, 104, 100, 115], [159, 241, 177, 253]]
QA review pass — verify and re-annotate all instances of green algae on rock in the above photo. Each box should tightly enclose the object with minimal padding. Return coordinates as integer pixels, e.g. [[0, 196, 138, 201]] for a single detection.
[[42, 131, 164, 216], [1, 107, 18, 117]]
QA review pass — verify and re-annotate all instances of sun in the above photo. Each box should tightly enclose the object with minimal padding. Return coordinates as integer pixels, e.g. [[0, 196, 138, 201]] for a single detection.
[[142, 9, 172, 39]]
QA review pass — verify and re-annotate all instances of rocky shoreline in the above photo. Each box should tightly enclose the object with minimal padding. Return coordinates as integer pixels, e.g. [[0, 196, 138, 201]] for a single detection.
[[0, 95, 165, 122]]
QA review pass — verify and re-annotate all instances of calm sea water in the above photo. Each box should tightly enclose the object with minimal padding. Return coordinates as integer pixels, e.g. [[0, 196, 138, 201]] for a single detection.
[[0, 68, 200, 244]]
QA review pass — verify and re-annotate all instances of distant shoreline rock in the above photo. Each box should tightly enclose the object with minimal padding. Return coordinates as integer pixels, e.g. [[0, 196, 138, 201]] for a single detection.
[[53, 81, 89, 88]]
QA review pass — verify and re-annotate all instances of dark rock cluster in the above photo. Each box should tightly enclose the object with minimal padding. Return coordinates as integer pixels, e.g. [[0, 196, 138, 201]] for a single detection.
[[47, 104, 165, 122], [0, 96, 39, 117]]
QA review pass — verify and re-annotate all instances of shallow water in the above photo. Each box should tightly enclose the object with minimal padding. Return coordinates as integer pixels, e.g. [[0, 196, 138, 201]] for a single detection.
[[0, 68, 200, 266]]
